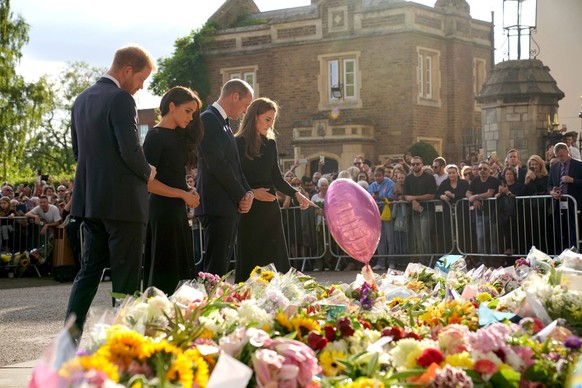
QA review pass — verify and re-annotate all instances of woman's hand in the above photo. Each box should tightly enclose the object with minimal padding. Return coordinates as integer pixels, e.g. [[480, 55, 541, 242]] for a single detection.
[[295, 191, 316, 210], [183, 190, 200, 208], [253, 188, 277, 202]]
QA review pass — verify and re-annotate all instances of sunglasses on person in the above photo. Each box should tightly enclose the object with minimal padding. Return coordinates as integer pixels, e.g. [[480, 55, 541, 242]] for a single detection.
[[411, 162, 421, 166]]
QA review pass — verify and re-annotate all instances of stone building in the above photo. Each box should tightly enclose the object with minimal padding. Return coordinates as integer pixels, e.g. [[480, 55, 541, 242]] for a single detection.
[[190, 0, 493, 175]]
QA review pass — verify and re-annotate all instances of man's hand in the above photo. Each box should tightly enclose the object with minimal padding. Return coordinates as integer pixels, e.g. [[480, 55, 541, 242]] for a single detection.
[[253, 188, 276, 202], [551, 187, 561, 200], [148, 164, 157, 182], [183, 191, 200, 208], [239, 191, 254, 213]]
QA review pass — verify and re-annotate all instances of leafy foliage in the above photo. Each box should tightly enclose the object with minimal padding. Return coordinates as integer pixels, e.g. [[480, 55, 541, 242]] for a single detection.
[[0, 0, 53, 181], [406, 141, 439, 165], [149, 21, 218, 103], [23, 61, 106, 176]]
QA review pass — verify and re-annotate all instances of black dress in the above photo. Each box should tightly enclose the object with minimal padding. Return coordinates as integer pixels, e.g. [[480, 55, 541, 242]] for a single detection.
[[143, 127, 194, 295], [235, 136, 298, 282]]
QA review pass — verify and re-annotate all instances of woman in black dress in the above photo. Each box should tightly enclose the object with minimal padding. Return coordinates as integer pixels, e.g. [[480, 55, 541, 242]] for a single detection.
[[234, 98, 312, 282], [143, 86, 202, 295]]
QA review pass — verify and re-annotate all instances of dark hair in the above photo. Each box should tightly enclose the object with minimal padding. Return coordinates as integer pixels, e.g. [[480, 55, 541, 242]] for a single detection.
[[235, 97, 278, 160], [159, 86, 204, 170]]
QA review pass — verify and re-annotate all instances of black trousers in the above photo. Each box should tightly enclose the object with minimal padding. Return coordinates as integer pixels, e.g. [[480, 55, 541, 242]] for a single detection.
[[200, 214, 239, 278], [65, 217, 145, 339]]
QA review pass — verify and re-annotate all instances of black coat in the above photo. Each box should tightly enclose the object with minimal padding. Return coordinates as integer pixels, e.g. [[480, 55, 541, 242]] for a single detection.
[[70, 77, 151, 223], [195, 105, 251, 218]]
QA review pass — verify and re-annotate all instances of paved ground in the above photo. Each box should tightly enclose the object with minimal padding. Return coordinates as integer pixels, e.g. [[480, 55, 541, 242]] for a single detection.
[[0, 268, 364, 387]]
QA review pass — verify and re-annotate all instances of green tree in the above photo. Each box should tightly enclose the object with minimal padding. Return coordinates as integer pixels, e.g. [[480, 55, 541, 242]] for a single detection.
[[24, 61, 106, 176], [406, 141, 439, 165], [149, 22, 217, 102], [0, 0, 53, 181]]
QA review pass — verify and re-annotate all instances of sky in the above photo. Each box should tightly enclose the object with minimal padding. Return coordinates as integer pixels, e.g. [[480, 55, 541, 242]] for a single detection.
[[11, 0, 499, 109]]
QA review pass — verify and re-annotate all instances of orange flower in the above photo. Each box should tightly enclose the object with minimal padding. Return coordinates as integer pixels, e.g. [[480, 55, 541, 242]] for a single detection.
[[409, 362, 440, 385]]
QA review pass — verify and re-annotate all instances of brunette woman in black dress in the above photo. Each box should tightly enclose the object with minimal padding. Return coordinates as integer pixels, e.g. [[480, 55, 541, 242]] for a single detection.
[[143, 86, 202, 295], [234, 98, 312, 282]]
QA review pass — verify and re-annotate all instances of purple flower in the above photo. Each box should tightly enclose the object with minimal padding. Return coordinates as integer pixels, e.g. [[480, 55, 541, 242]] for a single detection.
[[565, 336, 582, 350]]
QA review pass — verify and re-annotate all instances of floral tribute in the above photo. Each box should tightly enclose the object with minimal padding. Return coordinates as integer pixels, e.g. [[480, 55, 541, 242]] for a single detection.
[[31, 247, 582, 387]]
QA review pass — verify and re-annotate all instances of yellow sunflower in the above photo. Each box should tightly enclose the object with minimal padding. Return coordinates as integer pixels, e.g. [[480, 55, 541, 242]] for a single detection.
[[290, 315, 321, 341], [276, 311, 293, 332], [319, 349, 347, 377], [59, 353, 120, 383], [341, 377, 385, 388], [101, 329, 147, 368], [138, 339, 179, 361]]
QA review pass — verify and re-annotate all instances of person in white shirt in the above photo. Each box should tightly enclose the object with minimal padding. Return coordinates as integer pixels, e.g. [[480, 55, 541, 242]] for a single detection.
[[25, 195, 61, 236], [564, 131, 581, 161], [432, 157, 448, 188]]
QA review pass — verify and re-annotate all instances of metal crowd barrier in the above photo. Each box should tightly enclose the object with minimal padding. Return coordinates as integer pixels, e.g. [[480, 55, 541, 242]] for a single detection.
[[0, 216, 51, 277], [454, 195, 579, 258], [190, 195, 580, 272]]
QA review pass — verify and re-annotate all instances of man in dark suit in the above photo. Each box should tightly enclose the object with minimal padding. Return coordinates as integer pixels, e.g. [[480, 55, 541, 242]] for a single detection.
[[547, 142, 582, 252], [65, 45, 157, 339], [196, 79, 254, 277], [505, 149, 528, 184]]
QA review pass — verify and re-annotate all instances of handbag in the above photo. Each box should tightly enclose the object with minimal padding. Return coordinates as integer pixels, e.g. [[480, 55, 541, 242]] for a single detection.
[[381, 198, 392, 221]]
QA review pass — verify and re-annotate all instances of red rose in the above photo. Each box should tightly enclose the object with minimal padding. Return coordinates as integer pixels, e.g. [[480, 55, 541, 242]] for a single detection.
[[323, 324, 337, 342], [337, 317, 355, 337], [474, 359, 497, 375], [416, 348, 445, 368], [307, 331, 328, 351]]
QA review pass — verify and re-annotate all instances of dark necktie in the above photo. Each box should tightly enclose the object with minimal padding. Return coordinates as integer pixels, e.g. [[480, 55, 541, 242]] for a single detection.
[[560, 163, 568, 194]]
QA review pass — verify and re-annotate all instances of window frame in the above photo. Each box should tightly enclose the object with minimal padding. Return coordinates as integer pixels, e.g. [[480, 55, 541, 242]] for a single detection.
[[416, 47, 441, 107]]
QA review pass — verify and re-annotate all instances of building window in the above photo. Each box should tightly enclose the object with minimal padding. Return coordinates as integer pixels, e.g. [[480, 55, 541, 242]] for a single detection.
[[416, 48, 441, 106], [328, 58, 356, 100], [221, 66, 259, 95], [416, 136, 443, 156], [473, 58, 487, 102], [318, 52, 361, 110]]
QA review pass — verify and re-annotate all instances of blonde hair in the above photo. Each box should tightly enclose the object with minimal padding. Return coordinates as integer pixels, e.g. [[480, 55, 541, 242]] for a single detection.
[[527, 154, 548, 177]]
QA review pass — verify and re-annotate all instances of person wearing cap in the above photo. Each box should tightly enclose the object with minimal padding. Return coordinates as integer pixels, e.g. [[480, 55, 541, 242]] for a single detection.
[[564, 130, 581, 161]]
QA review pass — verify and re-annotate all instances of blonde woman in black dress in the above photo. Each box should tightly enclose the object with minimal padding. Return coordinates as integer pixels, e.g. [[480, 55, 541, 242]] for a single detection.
[[234, 97, 312, 282], [143, 86, 202, 295]]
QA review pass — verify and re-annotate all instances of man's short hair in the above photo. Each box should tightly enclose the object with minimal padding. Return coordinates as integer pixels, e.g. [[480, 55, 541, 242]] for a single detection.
[[554, 142, 569, 154], [433, 157, 446, 167], [111, 45, 156, 73], [412, 156, 423, 163], [221, 79, 253, 99], [507, 148, 520, 157], [39, 195, 48, 201]]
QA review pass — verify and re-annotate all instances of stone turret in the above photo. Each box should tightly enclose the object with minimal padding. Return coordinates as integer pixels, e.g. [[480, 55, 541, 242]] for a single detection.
[[476, 59, 564, 158]]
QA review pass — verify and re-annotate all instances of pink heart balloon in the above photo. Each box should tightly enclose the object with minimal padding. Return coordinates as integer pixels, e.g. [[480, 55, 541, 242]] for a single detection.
[[324, 179, 381, 265]]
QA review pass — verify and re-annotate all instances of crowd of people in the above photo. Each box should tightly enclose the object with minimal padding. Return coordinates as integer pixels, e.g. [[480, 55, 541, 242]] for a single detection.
[[274, 135, 582, 272], [2, 43, 581, 344]]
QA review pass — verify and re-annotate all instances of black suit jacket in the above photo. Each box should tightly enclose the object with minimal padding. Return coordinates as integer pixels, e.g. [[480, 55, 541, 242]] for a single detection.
[[547, 158, 582, 206], [70, 77, 151, 223], [195, 105, 251, 218]]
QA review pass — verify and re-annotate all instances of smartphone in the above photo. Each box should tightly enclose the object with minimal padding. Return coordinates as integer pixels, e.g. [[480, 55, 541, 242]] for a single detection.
[[41, 174, 49, 181], [298, 159, 308, 165], [319, 155, 325, 164], [374, 190, 379, 196]]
